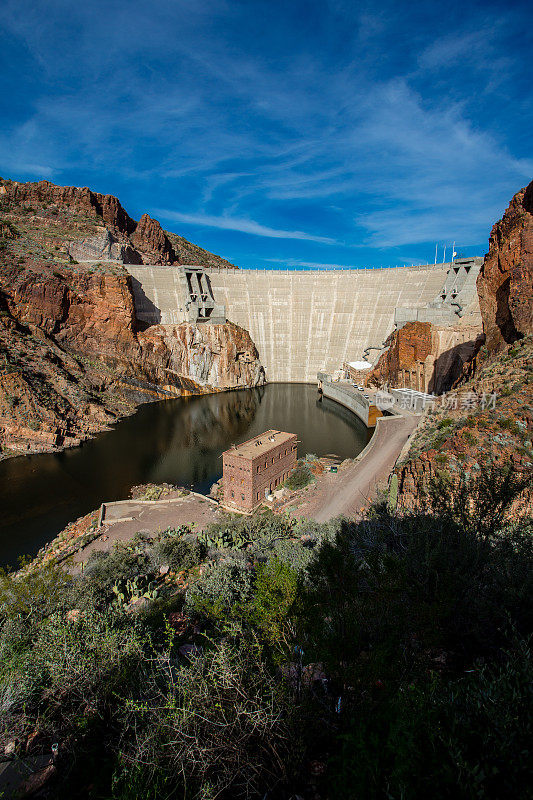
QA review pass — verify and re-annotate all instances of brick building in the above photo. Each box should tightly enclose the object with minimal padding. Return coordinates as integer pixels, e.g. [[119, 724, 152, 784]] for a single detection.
[[222, 430, 298, 513]]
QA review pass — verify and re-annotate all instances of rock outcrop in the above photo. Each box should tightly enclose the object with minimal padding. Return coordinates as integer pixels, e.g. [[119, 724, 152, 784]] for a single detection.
[[138, 322, 265, 390], [367, 321, 483, 395], [0, 178, 237, 268], [477, 180, 533, 352], [0, 264, 264, 455]]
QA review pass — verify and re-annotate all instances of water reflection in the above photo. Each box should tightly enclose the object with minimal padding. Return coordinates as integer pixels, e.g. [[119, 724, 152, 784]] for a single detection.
[[0, 384, 370, 566]]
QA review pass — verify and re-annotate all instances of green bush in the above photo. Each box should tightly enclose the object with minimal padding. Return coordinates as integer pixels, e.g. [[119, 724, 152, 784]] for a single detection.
[[327, 640, 532, 800], [81, 544, 149, 602], [148, 534, 206, 571], [284, 461, 314, 490], [185, 556, 254, 616], [0, 462, 530, 799], [247, 557, 299, 645], [437, 417, 454, 429]]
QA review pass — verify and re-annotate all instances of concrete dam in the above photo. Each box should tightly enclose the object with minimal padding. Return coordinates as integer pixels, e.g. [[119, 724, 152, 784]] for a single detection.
[[126, 260, 482, 384]]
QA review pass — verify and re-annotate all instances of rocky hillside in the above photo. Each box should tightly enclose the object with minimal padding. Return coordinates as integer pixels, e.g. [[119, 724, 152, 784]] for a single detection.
[[0, 180, 262, 458], [394, 180, 533, 512], [0, 178, 237, 268]]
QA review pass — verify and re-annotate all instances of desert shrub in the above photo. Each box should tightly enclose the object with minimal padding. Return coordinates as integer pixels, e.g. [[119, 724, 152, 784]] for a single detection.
[[247, 557, 299, 646], [81, 544, 150, 601], [201, 510, 295, 551], [0, 560, 72, 621], [426, 460, 533, 538], [113, 627, 299, 800], [0, 606, 144, 755], [299, 507, 533, 685], [461, 429, 477, 445], [326, 639, 532, 800], [498, 416, 521, 435], [148, 534, 206, 571], [270, 537, 315, 573], [185, 557, 254, 616], [437, 417, 453, 429], [284, 462, 314, 490]]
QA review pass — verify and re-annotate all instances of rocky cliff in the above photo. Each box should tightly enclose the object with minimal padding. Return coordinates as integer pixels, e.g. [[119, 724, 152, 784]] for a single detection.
[[477, 179, 533, 352], [0, 262, 264, 455], [0, 178, 237, 268], [366, 321, 484, 395], [0, 180, 262, 457]]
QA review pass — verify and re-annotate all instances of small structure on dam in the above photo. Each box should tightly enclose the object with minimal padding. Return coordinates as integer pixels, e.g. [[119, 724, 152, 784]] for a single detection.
[[222, 430, 298, 513], [129, 264, 226, 326]]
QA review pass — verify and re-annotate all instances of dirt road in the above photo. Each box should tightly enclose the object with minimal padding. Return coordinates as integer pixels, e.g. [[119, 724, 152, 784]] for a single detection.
[[291, 415, 419, 522]]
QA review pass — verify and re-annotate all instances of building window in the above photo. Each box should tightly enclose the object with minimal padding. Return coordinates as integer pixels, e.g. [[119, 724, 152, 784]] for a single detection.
[[231, 491, 234, 498], [241, 494, 245, 501], [256, 465, 260, 473]]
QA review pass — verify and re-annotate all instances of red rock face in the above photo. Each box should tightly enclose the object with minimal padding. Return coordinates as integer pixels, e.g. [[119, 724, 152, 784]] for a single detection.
[[477, 180, 533, 353], [131, 214, 175, 265], [367, 321, 483, 394], [0, 265, 264, 456], [0, 178, 256, 456], [5, 180, 137, 235], [3, 180, 177, 265]]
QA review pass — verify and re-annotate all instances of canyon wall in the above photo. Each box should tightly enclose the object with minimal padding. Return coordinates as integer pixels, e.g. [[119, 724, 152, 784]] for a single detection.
[[0, 179, 261, 457], [477, 179, 533, 351], [0, 264, 263, 455], [394, 181, 533, 513], [0, 178, 237, 269]]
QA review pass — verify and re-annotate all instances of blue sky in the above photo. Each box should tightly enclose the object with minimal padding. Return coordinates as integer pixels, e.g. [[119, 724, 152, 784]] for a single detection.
[[0, 0, 531, 269]]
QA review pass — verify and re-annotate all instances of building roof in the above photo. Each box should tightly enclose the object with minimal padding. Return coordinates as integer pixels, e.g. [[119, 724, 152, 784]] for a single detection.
[[222, 430, 296, 461], [348, 360, 372, 370]]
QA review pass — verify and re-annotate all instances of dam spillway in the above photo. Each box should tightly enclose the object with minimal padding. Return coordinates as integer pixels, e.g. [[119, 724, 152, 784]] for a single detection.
[[126, 262, 481, 384]]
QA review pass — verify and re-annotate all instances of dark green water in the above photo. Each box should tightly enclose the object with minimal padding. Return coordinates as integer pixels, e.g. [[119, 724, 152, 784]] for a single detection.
[[0, 384, 370, 567]]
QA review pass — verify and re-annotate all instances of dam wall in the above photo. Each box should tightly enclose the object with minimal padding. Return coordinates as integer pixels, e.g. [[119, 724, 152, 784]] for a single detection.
[[126, 263, 479, 384], [207, 266, 452, 382]]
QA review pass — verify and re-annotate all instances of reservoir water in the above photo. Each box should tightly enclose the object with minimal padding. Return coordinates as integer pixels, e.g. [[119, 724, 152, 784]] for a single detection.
[[0, 383, 371, 567]]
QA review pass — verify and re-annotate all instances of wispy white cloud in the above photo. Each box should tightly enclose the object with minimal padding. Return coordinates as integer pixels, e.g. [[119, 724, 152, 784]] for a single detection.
[[0, 0, 531, 265], [155, 210, 336, 244]]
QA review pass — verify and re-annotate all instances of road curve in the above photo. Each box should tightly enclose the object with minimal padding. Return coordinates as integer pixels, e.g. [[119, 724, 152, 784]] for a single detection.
[[305, 415, 419, 522]]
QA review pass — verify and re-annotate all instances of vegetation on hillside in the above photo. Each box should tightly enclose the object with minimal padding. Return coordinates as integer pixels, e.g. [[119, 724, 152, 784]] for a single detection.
[[0, 461, 531, 799]]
